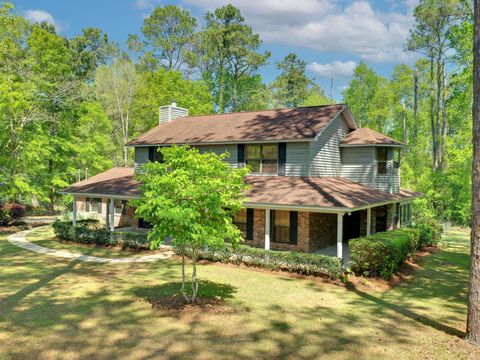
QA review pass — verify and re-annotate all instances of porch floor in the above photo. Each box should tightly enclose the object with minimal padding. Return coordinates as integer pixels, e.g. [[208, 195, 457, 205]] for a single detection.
[[314, 242, 350, 264]]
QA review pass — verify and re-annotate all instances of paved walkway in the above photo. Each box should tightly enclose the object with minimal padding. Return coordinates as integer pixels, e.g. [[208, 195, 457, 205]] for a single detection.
[[7, 227, 174, 263]]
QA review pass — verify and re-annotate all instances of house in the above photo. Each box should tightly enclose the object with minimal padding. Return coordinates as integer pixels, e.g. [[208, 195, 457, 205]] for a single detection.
[[60, 103, 420, 258]]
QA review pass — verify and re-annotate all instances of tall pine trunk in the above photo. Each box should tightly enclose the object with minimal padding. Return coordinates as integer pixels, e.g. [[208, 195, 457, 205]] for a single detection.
[[467, 0, 480, 344], [413, 71, 419, 146], [430, 56, 438, 172]]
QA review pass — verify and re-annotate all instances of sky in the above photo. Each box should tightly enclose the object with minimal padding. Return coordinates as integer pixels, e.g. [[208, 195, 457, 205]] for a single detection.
[[12, 0, 419, 101]]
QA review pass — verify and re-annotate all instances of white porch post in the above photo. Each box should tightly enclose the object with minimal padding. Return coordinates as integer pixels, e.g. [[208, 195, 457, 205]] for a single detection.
[[72, 196, 77, 227], [366, 207, 371, 236], [265, 209, 271, 250], [109, 198, 115, 232], [337, 213, 344, 259]]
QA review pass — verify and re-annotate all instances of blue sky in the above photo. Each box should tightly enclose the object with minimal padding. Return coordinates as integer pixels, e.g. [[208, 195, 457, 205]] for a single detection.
[[12, 0, 418, 101]]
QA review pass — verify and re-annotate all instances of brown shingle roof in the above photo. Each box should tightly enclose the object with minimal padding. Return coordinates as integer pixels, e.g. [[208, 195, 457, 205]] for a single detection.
[[244, 176, 420, 209], [60, 167, 139, 198], [341, 128, 404, 146], [126, 105, 348, 146], [61, 168, 421, 209]]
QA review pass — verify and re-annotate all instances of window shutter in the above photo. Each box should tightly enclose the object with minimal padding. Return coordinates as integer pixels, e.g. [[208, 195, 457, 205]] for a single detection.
[[246, 208, 254, 240], [278, 143, 286, 176], [238, 144, 245, 167], [290, 211, 298, 244], [148, 147, 156, 162]]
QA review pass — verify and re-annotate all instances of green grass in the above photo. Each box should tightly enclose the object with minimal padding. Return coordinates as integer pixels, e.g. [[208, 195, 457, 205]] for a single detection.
[[0, 226, 478, 359]]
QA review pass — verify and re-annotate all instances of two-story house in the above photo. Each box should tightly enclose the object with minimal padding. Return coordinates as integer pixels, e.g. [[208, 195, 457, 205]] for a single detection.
[[60, 103, 420, 259]]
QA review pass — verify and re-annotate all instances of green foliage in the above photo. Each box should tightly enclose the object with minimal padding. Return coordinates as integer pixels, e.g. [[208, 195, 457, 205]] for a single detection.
[[134, 145, 250, 302], [52, 220, 151, 249], [182, 243, 342, 279], [270, 53, 311, 108], [412, 218, 444, 246], [350, 229, 422, 279]]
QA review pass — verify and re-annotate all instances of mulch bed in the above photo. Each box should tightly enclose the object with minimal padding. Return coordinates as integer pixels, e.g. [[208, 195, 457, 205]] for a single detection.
[[145, 294, 237, 314]]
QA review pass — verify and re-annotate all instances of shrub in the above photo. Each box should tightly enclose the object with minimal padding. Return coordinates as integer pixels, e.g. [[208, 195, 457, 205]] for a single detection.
[[0, 207, 11, 226], [176, 243, 343, 279], [349, 228, 421, 279], [3, 203, 26, 219], [412, 218, 443, 247], [52, 220, 150, 249]]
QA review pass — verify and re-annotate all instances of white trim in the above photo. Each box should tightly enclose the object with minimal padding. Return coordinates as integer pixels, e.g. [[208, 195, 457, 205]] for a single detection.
[[366, 207, 371, 236], [265, 209, 271, 250], [109, 199, 115, 232], [72, 197, 77, 227], [340, 144, 406, 148], [337, 213, 344, 259], [58, 191, 137, 200]]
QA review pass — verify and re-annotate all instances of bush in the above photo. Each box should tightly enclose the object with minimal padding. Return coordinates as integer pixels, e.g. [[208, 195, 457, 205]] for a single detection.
[[350, 228, 421, 279], [0, 202, 27, 225], [176, 243, 343, 279], [412, 218, 443, 247], [52, 220, 151, 249]]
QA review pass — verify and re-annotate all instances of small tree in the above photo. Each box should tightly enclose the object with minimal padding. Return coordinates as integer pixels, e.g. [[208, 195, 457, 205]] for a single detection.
[[134, 145, 249, 303]]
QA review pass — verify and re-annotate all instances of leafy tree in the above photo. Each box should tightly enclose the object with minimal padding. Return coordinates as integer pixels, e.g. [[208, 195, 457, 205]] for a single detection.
[[133, 5, 197, 71], [134, 146, 249, 303], [270, 53, 311, 108], [199, 4, 269, 112], [69, 27, 115, 81], [95, 57, 138, 166], [131, 68, 213, 134], [301, 84, 334, 107]]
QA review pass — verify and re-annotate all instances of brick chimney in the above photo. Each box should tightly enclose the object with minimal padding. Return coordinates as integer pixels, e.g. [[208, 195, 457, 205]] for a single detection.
[[159, 102, 188, 124]]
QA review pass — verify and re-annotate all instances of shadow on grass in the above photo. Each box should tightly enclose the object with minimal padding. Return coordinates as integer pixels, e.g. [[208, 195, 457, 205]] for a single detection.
[[346, 280, 465, 338]]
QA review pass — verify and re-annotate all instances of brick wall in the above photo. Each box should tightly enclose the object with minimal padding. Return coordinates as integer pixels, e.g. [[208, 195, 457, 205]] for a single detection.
[[308, 212, 337, 251]]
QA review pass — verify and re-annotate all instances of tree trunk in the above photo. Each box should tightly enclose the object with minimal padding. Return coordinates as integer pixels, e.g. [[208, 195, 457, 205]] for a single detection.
[[467, 0, 480, 344], [191, 248, 198, 303], [413, 71, 419, 146], [440, 60, 448, 174], [430, 56, 438, 172]]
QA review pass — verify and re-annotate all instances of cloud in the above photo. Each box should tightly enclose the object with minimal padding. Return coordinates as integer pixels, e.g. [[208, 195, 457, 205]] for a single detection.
[[134, 0, 154, 9], [24, 10, 60, 31], [308, 61, 357, 78], [184, 0, 416, 63]]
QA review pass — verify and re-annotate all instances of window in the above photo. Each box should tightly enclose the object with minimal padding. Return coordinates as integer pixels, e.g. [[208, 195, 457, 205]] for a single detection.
[[377, 148, 388, 175], [233, 209, 247, 236], [272, 210, 290, 243], [114, 200, 126, 215], [393, 149, 400, 169], [86, 197, 102, 214], [246, 144, 278, 174]]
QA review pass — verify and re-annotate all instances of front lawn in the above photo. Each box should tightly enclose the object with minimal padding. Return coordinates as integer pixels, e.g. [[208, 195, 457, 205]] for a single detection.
[[0, 227, 478, 359]]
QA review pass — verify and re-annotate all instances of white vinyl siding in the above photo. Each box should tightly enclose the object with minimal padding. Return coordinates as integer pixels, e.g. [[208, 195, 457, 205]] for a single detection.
[[309, 114, 350, 176], [134, 147, 149, 173], [285, 142, 309, 176], [193, 144, 238, 168], [340, 147, 375, 186]]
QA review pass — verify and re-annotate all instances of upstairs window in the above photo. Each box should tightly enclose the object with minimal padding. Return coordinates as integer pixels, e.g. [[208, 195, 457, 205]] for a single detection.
[[377, 148, 388, 175], [246, 144, 278, 174]]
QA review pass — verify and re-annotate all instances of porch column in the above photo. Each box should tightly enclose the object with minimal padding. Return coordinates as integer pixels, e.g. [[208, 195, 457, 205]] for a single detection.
[[366, 207, 371, 236], [109, 198, 115, 232], [337, 213, 344, 259], [72, 196, 77, 227], [265, 209, 271, 250]]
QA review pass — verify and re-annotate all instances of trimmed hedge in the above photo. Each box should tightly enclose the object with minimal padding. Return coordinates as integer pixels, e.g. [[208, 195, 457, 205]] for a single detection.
[[52, 220, 151, 249], [412, 218, 443, 247], [179, 243, 343, 279], [350, 228, 421, 279]]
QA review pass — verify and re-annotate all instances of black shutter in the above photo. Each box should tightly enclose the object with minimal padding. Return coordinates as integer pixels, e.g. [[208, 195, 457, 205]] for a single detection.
[[278, 143, 286, 176], [148, 147, 156, 162], [290, 211, 298, 244], [238, 144, 245, 167], [246, 208, 254, 240]]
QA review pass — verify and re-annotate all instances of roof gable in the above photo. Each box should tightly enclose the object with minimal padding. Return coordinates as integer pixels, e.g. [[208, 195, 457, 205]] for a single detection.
[[127, 104, 355, 146]]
